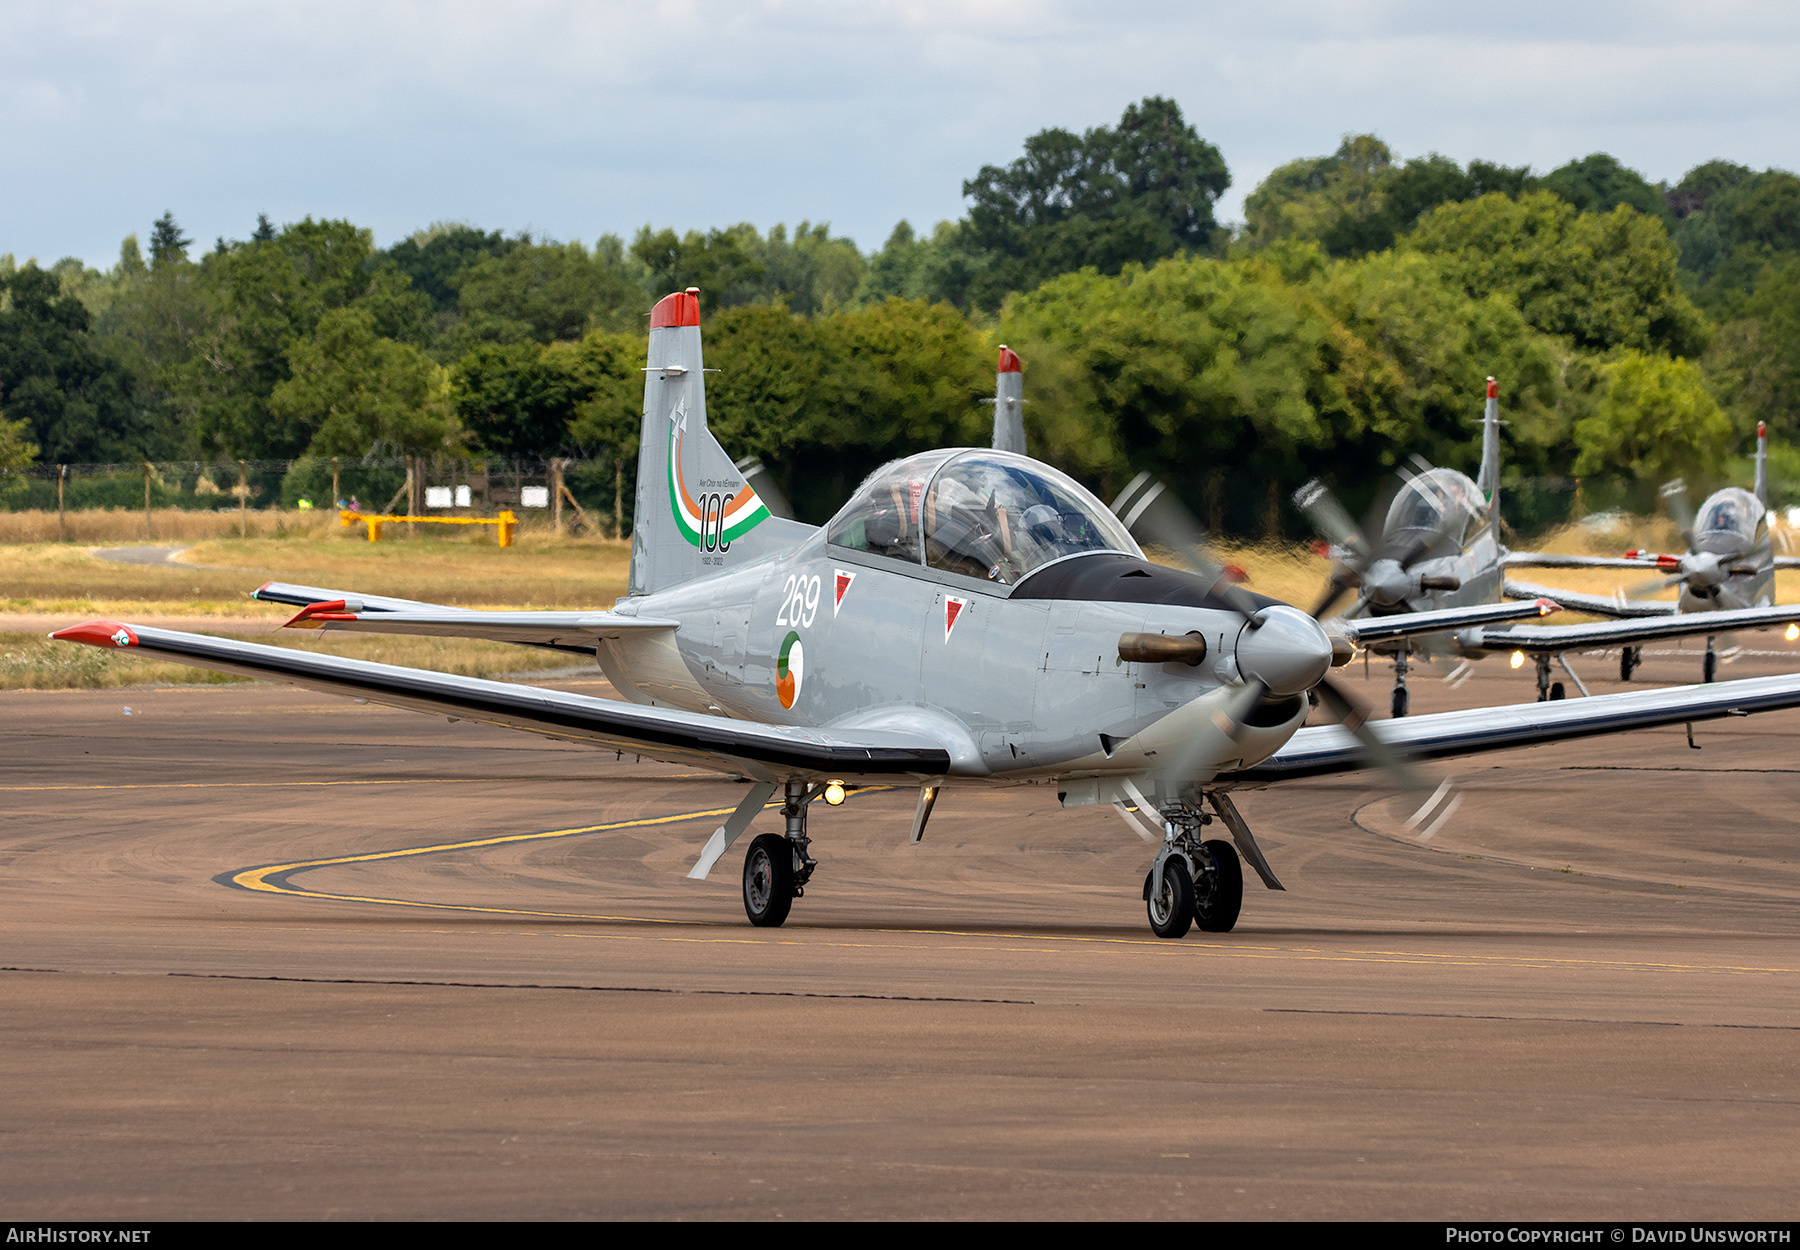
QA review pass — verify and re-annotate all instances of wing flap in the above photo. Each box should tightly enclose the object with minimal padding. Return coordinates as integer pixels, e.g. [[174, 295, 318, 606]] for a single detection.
[[50, 621, 951, 782]]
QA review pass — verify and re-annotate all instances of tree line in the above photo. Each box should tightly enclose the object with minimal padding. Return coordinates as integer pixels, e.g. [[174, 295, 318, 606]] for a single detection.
[[3, 97, 1798, 531]]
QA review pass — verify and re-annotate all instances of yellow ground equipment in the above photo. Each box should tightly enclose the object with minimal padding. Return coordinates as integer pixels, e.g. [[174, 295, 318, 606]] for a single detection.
[[340, 509, 518, 547]]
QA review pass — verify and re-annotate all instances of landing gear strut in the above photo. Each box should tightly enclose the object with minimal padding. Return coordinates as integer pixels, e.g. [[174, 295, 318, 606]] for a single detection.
[[1703, 635, 1717, 684], [1534, 653, 1565, 702], [1390, 647, 1410, 719], [1620, 645, 1640, 682], [743, 780, 816, 927], [1142, 805, 1244, 939]]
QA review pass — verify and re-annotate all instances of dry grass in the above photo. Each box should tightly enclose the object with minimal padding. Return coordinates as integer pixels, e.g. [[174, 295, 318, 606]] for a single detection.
[[0, 533, 631, 613], [0, 629, 582, 691]]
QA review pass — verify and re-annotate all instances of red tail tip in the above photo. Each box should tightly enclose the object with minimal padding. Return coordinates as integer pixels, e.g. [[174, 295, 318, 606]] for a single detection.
[[1535, 598, 1559, 615], [1759, 422, 1766, 439], [51, 620, 137, 648], [1486, 377, 1498, 399], [997, 346, 1022, 374], [649, 291, 701, 328]]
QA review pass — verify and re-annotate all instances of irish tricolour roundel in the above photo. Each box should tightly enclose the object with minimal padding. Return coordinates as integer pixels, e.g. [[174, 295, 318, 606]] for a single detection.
[[777, 630, 806, 709]]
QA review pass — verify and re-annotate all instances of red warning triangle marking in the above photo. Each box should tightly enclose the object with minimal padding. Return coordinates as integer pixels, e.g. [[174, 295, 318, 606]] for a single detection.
[[833, 569, 856, 617], [944, 595, 967, 641]]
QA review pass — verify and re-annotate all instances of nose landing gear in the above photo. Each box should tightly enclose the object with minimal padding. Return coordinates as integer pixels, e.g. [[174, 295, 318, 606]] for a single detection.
[[1142, 806, 1245, 938], [742, 780, 816, 927]]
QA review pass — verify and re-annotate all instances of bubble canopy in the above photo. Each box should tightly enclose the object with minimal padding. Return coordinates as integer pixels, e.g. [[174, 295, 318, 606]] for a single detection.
[[825, 450, 1141, 584]]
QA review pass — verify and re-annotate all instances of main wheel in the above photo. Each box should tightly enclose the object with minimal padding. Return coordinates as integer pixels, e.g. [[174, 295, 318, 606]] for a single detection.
[[1144, 858, 1194, 939], [1195, 839, 1244, 933], [743, 833, 795, 927], [1549, 681, 1566, 700], [1391, 685, 1409, 718], [1703, 649, 1717, 683]]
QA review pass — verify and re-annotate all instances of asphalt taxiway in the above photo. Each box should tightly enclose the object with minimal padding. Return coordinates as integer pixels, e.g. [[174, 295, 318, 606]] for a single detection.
[[2, 645, 1798, 1219]]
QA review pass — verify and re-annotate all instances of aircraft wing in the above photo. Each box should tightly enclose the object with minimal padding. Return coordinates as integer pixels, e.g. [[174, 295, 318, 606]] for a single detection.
[[254, 581, 678, 654], [48, 621, 951, 783], [1467, 602, 1800, 654], [1234, 672, 1800, 784], [1335, 599, 1557, 646], [1502, 578, 1676, 618], [1776, 557, 1800, 571], [1502, 551, 1656, 570]]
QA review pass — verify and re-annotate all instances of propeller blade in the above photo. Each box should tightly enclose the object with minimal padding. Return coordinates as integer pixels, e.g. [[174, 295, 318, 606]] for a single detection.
[[1112, 472, 1263, 619], [1312, 675, 1441, 807], [1293, 479, 1371, 565], [1660, 479, 1695, 546]]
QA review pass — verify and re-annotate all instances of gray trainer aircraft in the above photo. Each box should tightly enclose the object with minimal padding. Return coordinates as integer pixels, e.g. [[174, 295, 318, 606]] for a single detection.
[[1288, 383, 1800, 713], [50, 293, 1800, 938], [1498, 422, 1800, 686]]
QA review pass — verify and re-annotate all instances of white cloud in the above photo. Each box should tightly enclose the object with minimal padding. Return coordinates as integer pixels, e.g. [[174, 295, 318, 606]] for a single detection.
[[1, 0, 1796, 267]]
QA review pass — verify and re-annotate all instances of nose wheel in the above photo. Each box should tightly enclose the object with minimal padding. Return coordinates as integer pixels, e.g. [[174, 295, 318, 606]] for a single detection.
[[1142, 812, 1245, 938], [741, 780, 816, 928]]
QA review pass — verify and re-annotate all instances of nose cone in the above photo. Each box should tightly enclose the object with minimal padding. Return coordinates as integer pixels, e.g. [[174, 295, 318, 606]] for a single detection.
[[1233, 605, 1333, 696], [1362, 557, 1413, 607]]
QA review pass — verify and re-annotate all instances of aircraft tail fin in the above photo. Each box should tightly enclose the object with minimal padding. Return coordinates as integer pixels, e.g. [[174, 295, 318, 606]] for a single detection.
[[1475, 376, 1501, 527], [1754, 421, 1768, 508], [629, 290, 810, 597], [991, 346, 1026, 454]]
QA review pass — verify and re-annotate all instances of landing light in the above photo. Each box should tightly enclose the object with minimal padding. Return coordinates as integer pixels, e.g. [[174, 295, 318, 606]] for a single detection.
[[823, 782, 847, 806], [1510, 651, 1526, 669], [1787, 623, 1799, 643]]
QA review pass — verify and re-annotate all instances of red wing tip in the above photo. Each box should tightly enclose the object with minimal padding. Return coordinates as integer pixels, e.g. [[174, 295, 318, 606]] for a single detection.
[[997, 346, 1023, 374], [51, 620, 138, 648], [1534, 598, 1560, 615], [1486, 377, 1498, 398], [281, 600, 347, 629], [649, 291, 701, 329]]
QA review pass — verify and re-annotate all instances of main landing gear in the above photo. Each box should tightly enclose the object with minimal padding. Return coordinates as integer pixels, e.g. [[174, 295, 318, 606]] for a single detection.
[[742, 780, 816, 927], [1704, 635, 1718, 684], [1532, 653, 1565, 702], [1390, 647, 1410, 718], [1620, 645, 1641, 682], [1142, 804, 1243, 939]]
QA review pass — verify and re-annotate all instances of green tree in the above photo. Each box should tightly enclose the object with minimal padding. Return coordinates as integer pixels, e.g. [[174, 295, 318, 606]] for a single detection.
[[271, 308, 453, 457], [0, 406, 38, 470], [1241, 137, 1532, 257], [168, 217, 430, 458], [1706, 257, 1800, 440], [384, 223, 518, 312], [1571, 350, 1734, 482], [0, 263, 147, 462], [957, 96, 1229, 309], [447, 236, 641, 351], [1405, 191, 1710, 357], [630, 225, 767, 307], [1538, 154, 1672, 226], [148, 212, 192, 269]]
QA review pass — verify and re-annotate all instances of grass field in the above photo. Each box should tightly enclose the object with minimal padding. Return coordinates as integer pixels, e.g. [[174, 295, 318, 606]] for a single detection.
[[4, 514, 1795, 691]]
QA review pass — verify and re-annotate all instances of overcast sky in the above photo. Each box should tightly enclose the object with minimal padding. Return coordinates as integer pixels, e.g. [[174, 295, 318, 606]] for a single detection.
[[4, 1, 1798, 269]]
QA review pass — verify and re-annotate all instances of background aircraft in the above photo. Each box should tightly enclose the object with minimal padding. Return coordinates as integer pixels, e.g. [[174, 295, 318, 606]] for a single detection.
[[1501, 423, 1800, 685], [1290, 383, 1800, 712], [51, 296, 1800, 939]]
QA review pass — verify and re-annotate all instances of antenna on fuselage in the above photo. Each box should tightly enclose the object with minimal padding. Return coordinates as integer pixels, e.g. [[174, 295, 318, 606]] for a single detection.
[[991, 346, 1026, 454]]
